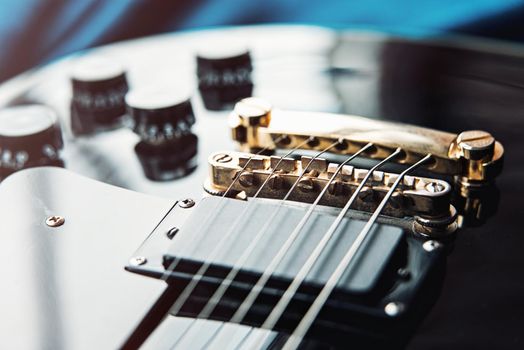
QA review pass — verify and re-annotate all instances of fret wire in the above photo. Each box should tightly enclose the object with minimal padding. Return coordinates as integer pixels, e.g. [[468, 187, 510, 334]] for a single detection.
[[281, 154, 433, 350], [164, 136, 318, 349], [245, 148, 403, 349], [193, 143, 373, 350]]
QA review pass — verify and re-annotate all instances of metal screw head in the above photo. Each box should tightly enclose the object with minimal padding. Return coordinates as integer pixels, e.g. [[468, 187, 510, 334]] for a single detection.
[[328, 180, 344, 196], [389, 191, 404, 209], [129, 256, 147, 266], [423, 240, 443, 252], [166, 227, 179, 239], [46, 215, 65, 227], [358, 186, 374, 203], [268, 174, 283, 190], [425, 182, 445, 193], [297, 177, 315, 192], [214, 153, 233, 163], [238, 171, 254, 187], [384, 302, 405, 317], [234, 98, 272, 121], [457, 130, 495, 160], [178, 198, 195, 208]]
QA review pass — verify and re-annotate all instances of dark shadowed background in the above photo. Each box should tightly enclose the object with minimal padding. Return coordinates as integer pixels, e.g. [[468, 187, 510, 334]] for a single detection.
[[1, 0, 524, 81]]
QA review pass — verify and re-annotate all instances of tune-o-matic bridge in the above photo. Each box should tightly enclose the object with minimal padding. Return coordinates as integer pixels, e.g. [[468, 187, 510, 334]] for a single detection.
[[229, 98, 504, 190], [206, 150, 457, 237]]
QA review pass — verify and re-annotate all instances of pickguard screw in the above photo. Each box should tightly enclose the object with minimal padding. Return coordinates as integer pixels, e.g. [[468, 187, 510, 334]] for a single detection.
[[46, 215, 65, 227], [129, 256, 147, 266], [179, 198, 195, 208], [384, 302, 405, 317], [239, 172, 254, 187], [214, 153, 232, 163], [425, 182, 445, 193], [423, 240, 442, 252], [166, 227, 179, 239]]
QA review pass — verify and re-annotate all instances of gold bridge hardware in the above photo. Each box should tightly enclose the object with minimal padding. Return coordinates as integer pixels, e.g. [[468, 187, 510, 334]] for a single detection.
[[206, 151, 456, 227], [229, 98, 504, 189]]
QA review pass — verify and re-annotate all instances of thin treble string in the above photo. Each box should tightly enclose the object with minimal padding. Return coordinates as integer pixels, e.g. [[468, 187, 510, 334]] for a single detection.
[[244, 148, 404, 349], [173, 137, 341, 347], [164, 137, 315, 349], [170, 139, 340, 350], [228, 143, 373, 327], [121, 137, 287, 350], [196, 143, 373, 350], [159, 134, 285, 285], [282, 154, 433, 350]]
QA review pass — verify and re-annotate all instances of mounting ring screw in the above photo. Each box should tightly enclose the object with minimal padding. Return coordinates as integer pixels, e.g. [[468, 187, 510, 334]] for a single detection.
[[384, 302, 405, 317], [214, 153, 232, 163], [179, 198, 195, 208], [46, 215, 65, 228], [129, 256, 147, 266], [423, 240, 442, 252], [166, 227, 179, 239]]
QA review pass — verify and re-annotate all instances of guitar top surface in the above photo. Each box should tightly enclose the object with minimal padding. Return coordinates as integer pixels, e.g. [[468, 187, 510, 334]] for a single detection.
[[0, 25, 523, 349]]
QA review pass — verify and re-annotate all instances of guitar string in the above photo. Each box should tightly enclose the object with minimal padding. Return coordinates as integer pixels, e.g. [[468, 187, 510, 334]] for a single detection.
[[159, 135, 290, 327], [227, 145, 373, 327], [164, 137, 316, 309], [158, 134, 300, 287], [244, 148, 403, 349], [196, 143, 374, 350], [171, 137, 341, 348], [161, 134, 286, 283], [281, 154, 433, 350], [168, 139, 340, 350], [163, 137, 323, 348], [121, 137, 287, 350]]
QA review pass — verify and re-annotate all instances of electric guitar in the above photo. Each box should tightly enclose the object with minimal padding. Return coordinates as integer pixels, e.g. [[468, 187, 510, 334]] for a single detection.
[[0, 25, 520, 350]]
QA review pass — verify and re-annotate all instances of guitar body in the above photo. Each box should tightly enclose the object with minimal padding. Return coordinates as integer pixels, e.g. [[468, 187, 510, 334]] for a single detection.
[[0, 168, 171, 349], [0, 25, 522, 349]]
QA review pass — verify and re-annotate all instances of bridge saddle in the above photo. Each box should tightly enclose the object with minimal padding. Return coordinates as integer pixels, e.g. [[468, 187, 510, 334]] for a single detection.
[[206, 150, 458, 238]]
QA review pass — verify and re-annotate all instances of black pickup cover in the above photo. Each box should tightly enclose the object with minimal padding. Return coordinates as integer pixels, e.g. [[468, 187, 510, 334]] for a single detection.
[[128, 196, 444, 347], [164, 198, 408, 332], [165, 197, 404, 295]]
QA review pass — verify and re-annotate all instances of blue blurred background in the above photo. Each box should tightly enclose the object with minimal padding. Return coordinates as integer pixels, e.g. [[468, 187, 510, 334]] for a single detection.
[[1, 0, 523, 82]]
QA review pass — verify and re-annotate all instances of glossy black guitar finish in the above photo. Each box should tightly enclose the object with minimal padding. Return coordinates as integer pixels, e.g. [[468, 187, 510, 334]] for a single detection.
[[0, 26, 523, 349]]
